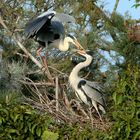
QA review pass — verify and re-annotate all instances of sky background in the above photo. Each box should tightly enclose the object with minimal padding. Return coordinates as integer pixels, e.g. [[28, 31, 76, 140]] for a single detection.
[[104, 0, 140, 19], [98, 0, 140, 71]]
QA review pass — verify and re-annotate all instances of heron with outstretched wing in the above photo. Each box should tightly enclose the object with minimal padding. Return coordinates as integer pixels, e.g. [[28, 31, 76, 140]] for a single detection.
[[24, 10, 83, 67]]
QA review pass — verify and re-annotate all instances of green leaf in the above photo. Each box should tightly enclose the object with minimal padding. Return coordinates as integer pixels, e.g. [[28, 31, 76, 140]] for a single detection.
[[0, 108, 9, 115], [0, 117, 3, 124], [41, 130, 59, 140], [36, 127, 42, 137], [13, 114, 20, 122], [19, 122, 24, 130], [19, 114, 23, 121], [7, 128, 19, 134], [116, 94, 123, 105], [132, 3, 140, 8], [126, 123, 131, 138], [113, 92, 117, 104], [25, 111, 33, 115], [26, 134, 34, 140], [132, 130, 140, 140], [31, 123, 38, 134], [24, 126, 28, 133]]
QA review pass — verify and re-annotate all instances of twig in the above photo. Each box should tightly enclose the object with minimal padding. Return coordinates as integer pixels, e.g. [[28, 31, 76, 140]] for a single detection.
[[63, 89, 71, 111], [55, 76, 59, 111], [111, 0, 120, 18], [16, 52, 28, 58], [0, 15, 54, 81], [48, 66, 68, 77], [24, 77, 44, 104], [0, 15, 42, 68], [18, 79, 60, 87]]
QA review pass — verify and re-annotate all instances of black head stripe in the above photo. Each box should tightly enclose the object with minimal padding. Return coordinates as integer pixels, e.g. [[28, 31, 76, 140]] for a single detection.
[[67, 34, 76, 40], [78, 80, 86, 88]]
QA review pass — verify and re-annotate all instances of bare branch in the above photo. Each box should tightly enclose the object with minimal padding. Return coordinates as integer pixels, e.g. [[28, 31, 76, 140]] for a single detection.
[[18, 79, 55, 87], [0, 15, 55, 82], [0, 15, 43, 69], [111, 0, 120, 18], [55, 76, 59, 111]]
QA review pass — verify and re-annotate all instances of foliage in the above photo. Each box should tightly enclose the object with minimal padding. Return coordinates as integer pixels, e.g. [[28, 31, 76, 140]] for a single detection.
[[0, 90, 22, 105], [55, 123, 109, 140], [109, 65, 140, 140], [0, 104, 58, 140], [132, 0, 140, 8], [0, 103, 109, 140], [0, 60, 27, 91], [0, 65, 139, 139]]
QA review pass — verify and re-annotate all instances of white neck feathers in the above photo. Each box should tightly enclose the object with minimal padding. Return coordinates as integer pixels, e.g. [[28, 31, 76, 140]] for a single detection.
[[69, 54, 93, 79], [59, 37, 73, 51]]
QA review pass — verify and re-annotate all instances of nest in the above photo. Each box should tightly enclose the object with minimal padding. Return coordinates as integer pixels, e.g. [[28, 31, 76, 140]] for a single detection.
[[20, 76, 110, 131]]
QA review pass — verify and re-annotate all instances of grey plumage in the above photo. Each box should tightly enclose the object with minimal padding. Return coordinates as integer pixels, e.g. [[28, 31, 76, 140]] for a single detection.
[[69, 50, 106, 120], [24, 11, 76, 51], [24, 10, 83, 69]]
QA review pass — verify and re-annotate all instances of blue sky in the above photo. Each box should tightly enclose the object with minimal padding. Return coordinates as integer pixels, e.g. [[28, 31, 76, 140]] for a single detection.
[[99, 0, 140, 71], [104, 0, 140, 19]]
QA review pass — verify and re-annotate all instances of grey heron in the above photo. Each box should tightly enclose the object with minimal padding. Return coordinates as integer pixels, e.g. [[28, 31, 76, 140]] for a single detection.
[[69, 50, 106, 120], [24, 11, 83, 66]]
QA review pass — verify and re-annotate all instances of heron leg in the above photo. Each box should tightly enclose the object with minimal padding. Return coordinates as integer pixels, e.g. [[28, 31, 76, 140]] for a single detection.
[[92, 100, 103, 121], [37, 48, 54, 83], [89, 107, 94, 129], [37, 47, 45, 65], [37, 47, 48, 67]]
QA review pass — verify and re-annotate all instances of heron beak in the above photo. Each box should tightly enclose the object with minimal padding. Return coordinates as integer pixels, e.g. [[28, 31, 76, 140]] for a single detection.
[[76, 49, 86, 55], [73, 40, 85, 51]]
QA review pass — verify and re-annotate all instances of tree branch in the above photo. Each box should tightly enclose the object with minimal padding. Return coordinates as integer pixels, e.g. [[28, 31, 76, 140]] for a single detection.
[[111, 0, 120, 18], [0, 15, 43, 69]]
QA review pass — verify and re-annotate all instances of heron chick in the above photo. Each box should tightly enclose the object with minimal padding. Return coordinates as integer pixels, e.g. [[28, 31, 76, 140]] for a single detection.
[[69, 49, 106, 120]]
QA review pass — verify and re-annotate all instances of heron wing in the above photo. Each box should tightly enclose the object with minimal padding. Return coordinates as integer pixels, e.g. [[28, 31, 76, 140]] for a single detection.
[[24, 11, 55, 38], [53, 13, 75, 23], [86, 81, 105, 94], [81, 81, 106, 107]]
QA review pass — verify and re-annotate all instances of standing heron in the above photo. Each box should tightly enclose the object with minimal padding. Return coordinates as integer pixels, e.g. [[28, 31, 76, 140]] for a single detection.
[[24, 11, 83, 66], [69, 50, 106, 120]]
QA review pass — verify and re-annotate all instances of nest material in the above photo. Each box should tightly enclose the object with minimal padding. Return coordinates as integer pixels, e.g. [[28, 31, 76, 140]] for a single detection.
[[21, 77, 110, 131]]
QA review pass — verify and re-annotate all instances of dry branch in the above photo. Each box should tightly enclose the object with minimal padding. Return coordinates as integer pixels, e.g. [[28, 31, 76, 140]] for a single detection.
[[0, 15, 54, 82], [111, 0, 120, 18], [55, 76, 59, 111], [0, 15, 42, 68], [19, 79, 55, 87]]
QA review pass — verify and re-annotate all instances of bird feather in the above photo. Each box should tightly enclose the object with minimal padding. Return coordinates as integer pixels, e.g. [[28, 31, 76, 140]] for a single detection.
[[53, 13, 75, 23], [24, 13, 54, 38], [81, 82, 106, 107]]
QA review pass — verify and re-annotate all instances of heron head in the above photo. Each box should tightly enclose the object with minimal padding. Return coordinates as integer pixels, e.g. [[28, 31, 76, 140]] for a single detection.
[[67, 34, 85, 51]]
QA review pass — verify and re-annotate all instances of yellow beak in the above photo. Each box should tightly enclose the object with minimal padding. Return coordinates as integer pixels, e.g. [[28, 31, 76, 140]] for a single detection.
[[76, 49, 86, 55], [73, 40, 85, 51]]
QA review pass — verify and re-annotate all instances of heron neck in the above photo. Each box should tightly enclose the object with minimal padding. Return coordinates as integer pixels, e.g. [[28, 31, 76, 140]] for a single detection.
[[70, 55, 93, 78], [59, 38, 69, 51]]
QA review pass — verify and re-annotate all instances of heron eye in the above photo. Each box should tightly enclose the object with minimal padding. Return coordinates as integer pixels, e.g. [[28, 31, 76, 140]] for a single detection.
[[54, 34, 60, 39]]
